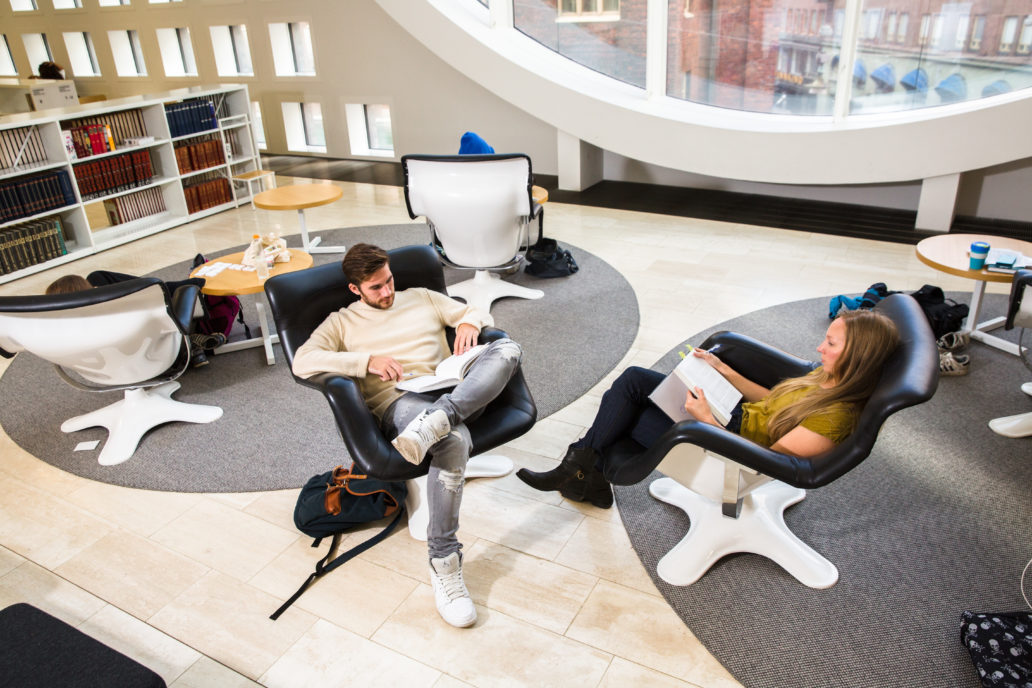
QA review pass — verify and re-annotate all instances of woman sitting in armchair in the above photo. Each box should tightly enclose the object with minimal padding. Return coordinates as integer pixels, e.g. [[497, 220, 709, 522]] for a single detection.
[[517, 309, 901, 508]]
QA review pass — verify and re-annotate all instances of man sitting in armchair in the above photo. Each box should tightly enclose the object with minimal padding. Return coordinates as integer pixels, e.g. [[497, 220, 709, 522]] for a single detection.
[[291, 243, 523, 628]]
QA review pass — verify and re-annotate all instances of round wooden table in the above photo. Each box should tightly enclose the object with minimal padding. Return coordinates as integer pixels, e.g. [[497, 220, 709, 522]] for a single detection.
[[253, 183, 344, 254], [190, 248, 313, 364], [532, 185, 548, 205], [915, 233, 1032, 355]]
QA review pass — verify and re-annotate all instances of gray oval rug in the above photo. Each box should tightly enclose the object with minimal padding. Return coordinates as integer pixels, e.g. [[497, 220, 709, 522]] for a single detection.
[[614, 293, 1030, 688], [0, 224, 638, 492]]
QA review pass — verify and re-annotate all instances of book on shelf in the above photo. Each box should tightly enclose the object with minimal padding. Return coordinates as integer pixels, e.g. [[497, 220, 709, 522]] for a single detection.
[[0, 170, 76, 223], [102, 187, 167, 225], [395, 344, 489, 393], [0, 216, 68, 275], [184, 176, 232, 213], [0, 126, 48, 170], [648, 350, 743, 427]]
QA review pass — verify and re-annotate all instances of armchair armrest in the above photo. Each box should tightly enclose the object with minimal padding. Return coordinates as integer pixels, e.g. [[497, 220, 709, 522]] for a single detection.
[[603, 419, 822, 487], [701, 331, 817, 389], [1005, 269, 1032, 330]]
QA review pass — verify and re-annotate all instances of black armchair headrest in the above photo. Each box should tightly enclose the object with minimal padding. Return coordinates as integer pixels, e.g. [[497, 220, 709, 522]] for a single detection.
[[0, 277, 164, 313]]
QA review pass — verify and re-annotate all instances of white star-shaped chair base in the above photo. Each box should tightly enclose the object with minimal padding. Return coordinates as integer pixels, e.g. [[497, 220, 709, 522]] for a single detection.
[[649, 446, 838, 589], [447, 270, 543, 314]]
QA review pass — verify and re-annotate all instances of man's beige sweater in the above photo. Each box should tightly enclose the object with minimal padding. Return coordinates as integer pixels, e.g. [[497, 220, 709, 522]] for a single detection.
[[291, 287, 493, 419]]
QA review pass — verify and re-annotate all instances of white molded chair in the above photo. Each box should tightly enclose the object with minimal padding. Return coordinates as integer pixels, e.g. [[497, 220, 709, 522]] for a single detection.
[[989, 269, 1032, 438], [401, 153, 544, 314], [0, 279, 223, 466]]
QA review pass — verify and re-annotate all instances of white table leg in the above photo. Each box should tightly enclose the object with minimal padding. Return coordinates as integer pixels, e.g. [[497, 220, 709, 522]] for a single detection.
[[296, 208, 347, 255], [256, 301, 275, 365], [212, 293, 281, 364], [964, 279, 1021, 356]]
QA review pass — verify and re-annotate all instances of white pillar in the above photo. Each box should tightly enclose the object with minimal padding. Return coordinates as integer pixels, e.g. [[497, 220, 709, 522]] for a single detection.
[[915, 173, 962, 233], [557, 130, 603, 192]]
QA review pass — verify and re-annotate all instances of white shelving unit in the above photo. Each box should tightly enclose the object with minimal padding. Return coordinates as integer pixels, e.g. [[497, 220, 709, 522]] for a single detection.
[[0, 84, 262, 285]]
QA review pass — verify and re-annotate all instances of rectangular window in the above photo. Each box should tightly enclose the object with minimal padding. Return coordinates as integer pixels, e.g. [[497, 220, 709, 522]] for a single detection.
[[558, 0, 619, 20], [108, 29, 146, 76], [52, 0, 82, 7], [0, 35, 16, 76], [885, 12, 896, 41], [63, 32, 99, 76], [156, 27, 197, 76], [251, 101, 266, 149], [919, 14, 931, 45], [269, 22, 315, 76], [834, 10, 844, 38], [864, 10, 882, 40], [969, 16, 985, 50], [954, 15, 969, 50], [22, 33, 52, 74], [931, 15, 944, 48], [364, 104, 393, 151], [1000, 16, 1018, 52], [281, 101, 325, 152], [9, 0, 37, 8], [210, 25, 253, 76], [1018, 16, 1032, 54], [98, 0, 130, 5], [897, 13, 909, 42]]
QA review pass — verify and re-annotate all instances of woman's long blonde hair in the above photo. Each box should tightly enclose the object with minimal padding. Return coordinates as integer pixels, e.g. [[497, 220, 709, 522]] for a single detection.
[[765, 309, 901, 443]]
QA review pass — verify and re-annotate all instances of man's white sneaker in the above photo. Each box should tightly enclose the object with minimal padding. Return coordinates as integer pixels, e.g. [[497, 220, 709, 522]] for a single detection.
[[429, 552, 476, 628], [392, 409, 451, 464]]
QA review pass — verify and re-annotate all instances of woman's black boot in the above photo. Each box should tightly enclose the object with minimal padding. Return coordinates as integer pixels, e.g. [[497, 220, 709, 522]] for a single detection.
[[516, 446, 598, 493], [559, 460, 614, 509]]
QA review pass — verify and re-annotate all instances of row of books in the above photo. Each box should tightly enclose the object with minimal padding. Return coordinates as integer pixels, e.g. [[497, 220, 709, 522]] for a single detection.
[[174, 138, 226, 174], [0, 169, 76, 224], [0, 126, 48, 171], [166, 99, 218, 138], [62, 110, 147, 152], [63, 124, 116, 159], [0, 217, 69, 276], [102, 187, 168, 226], [184, 177, 232, 214], [74, 151, 155, 201]]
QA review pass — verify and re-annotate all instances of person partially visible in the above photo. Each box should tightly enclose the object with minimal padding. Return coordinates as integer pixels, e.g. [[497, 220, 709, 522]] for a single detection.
[[291, 243, 524, 628], [44, 271, 217, 367], [517, 309, 901, 507], [35, 62, 65, 80]]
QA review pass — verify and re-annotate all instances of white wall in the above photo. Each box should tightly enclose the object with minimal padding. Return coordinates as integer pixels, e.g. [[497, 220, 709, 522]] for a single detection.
[[5, 0, 1029, 223]]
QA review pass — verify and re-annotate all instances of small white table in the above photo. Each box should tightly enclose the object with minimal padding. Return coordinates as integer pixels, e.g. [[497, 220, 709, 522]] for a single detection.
[[253, 183, 346, 254]]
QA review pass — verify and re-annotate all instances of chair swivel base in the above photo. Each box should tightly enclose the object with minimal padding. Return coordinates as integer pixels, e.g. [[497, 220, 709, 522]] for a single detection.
[[648, 475, 839, 589], [61, 381, 223, 466], [405, 454, 514, 541], [447, 270, 543, 314], [988, 411, 1032, 438]]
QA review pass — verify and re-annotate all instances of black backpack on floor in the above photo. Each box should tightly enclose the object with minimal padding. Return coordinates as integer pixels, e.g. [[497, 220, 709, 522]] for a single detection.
[[270, 466, 407, 620], [910, 285, 970, 338]]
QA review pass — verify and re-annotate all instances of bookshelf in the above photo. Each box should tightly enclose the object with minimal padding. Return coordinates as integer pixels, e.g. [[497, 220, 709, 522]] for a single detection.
[[0, 85, 263, 284]]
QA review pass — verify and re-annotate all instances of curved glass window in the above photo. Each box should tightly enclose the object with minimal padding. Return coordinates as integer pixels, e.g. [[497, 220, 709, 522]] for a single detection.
[[514, 0, 647, 87], [666, 0, 1032, 114]]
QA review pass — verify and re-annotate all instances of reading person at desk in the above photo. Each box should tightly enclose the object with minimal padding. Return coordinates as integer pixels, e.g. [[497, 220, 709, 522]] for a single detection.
[[291, 243, 523, 629], [517, 310, 900, 509]]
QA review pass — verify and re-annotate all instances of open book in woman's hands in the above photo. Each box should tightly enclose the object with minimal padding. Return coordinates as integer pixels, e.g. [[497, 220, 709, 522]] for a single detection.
[[648, 353, 742, 426], [395, 344, 489, 393]]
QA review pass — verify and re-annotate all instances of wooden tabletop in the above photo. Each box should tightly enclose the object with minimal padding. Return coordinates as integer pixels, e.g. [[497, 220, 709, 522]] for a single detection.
[[915, 233, 1032, 283], [253, 183, 343, 211], [190, 248, 314, 296], [532, 185, 548, 205]]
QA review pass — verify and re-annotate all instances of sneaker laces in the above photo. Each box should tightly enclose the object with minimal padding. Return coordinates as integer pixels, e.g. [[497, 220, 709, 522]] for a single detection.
[[434, 565, 468, 601], [411, 412, 445, 446]]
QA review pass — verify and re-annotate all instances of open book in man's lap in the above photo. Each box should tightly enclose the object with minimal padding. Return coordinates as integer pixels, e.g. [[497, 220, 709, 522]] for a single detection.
[[649, 353, 742, 426], [395, 344, 488, 393]]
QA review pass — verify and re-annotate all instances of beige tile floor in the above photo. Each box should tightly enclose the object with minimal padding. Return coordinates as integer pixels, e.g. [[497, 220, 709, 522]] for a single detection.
[[0, 177, 1006, 687]]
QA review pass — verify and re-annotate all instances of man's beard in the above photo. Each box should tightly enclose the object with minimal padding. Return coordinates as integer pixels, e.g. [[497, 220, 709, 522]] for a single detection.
[[362, 293, 394, 310]]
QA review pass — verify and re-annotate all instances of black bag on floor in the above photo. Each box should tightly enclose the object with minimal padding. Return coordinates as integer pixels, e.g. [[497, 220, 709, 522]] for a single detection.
[[270, 466, 407, 620], [911, 284, 969, 338], [525, 238, 578, 278]]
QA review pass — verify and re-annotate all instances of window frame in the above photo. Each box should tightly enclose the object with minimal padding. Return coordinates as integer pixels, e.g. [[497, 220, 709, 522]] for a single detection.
[[62, 31, 100, 77]]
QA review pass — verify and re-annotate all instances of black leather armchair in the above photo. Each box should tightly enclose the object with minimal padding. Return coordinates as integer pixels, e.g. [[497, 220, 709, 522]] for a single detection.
[[263, 244, 537, 536], [601, 294, 939, 588], [989, 269, 1032, 438], [0, 278, 221, 466]]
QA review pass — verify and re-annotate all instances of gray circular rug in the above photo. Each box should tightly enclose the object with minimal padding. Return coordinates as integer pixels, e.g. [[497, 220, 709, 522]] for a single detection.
[[614, 293, 1031, 688], [0, 224, 638, 492]]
